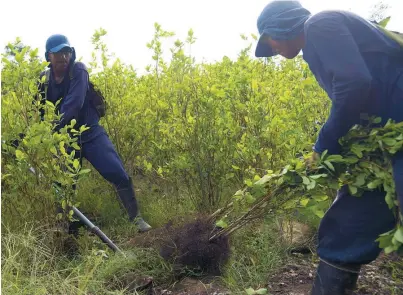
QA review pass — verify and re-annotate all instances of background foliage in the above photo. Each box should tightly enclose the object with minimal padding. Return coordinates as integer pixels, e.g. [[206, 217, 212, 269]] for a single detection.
[[2, 22, 401, 295]]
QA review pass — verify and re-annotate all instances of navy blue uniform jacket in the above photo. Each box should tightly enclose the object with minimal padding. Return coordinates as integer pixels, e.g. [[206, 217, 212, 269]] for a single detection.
[[42, 62, 104, 143], [302, 10, 403, 154]]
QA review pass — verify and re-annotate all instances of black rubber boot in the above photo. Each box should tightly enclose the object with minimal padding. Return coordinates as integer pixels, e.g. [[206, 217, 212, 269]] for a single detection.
[[311, 260, 361, 295], [117, 178, 152, 232]]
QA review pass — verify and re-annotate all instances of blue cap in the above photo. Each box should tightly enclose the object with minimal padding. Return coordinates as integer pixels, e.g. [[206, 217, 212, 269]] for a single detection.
[[45, 34, 71, 53], [255, 1, 311, 57]]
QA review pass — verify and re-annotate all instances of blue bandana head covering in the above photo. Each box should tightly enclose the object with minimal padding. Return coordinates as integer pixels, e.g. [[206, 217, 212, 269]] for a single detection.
[[255, 1, 311, 57]]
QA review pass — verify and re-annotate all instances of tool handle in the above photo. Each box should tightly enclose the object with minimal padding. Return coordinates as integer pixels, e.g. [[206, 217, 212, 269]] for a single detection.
[[72, 206, 125, 255]]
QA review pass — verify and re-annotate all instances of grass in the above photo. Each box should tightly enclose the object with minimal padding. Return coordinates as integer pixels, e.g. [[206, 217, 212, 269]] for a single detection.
[[222, 220, 287, 291], [2, 172, 402, 295], [1, 221, 289, 295], [1, 170, 291, 295]]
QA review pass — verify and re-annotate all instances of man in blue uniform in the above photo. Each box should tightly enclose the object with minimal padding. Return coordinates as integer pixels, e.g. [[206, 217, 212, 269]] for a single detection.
[[254, 1, 403, 294], [40, 34, 151, 233]]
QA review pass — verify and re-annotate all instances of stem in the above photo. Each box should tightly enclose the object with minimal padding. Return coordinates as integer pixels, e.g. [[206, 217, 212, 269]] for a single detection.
[[207, 202, 233, 222], [209, 186, 283, 241]]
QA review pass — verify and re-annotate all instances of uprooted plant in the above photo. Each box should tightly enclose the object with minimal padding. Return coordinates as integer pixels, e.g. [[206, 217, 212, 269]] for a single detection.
[[209, 118, 403, 254], [158, 118, 402, 276]]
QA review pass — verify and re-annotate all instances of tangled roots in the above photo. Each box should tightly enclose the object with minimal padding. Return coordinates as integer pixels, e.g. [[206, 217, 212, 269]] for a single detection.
[[159, 219, 230, 278]]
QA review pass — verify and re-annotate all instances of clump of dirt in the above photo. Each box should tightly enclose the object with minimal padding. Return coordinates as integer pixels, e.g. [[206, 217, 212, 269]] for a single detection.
[[159, 218, 230, 278]]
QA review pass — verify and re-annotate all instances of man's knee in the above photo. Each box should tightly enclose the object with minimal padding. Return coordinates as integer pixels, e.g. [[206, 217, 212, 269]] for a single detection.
[[103, 160, 130, 188], [317, 189, 396, 265], [83, 135, 130, 188]]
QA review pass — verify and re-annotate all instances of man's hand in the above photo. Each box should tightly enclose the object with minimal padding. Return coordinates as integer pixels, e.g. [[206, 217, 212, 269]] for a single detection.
[[305, 151, 320, 168]]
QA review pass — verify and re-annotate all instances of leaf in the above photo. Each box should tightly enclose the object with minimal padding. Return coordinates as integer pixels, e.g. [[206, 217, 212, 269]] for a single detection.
[[367, 179, 382, 189], [378, 16, 391, 28], [15, 150, 25, 161], [348, 185, 358, 195], [234, 190, 244, 196], [245, 179, 253, 187], [71, 143, 80, 150], [245, 193, 256, 204], [256, 288, 268, 294], [351, 146, 363, 158], [79, 125, 90, 132], [59, 141, 66, 156], [313, 208, 325, 218], [251, 79, 258, 91], [255, 175, 272, 185], [393, 227, 403, 243], [326, 155, 343, 162], [310, 174, 327, 180], [302, 176, 310, 185], [320, 150, 328, 160], [1, 174, 11, 180], [226, 173, 235, 180], [216, 219, 228, 229], [373, 117, 382, 124], [232, 165, 241, 170], [384, 245, 397, 254], [312, 195, 329, 202], [245, 288, 256, 295], [383, 138, 397, 146], [69, 119, 77, 128], [324, 161, 335, 171], [376, 234, 393, 249], [157, 167, 163, 175], [300, 198, 309, 207], [78, 168, 91, 175], [283, 199, 298, 210], [73, 159, 80, 170], [307, 179, 316, 190], [354, 173, 366, 186], [50, 146, 58, 155], [385, 192, 395, 209]]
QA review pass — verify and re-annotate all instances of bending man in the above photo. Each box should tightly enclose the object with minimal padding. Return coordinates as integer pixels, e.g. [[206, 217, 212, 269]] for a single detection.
[[254, 1, 403, 294]]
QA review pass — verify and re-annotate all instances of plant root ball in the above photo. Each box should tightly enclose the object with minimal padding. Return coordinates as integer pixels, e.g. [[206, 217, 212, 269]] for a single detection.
[[159, 218, 230, 278]]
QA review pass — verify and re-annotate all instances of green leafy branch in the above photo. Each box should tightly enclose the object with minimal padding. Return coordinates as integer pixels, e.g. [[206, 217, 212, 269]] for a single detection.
[[211, 119, 403, 253]]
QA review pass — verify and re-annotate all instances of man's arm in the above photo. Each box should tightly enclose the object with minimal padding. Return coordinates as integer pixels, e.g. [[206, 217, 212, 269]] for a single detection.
[[305, 13, 373, 155], [57, 63, 89, 131]]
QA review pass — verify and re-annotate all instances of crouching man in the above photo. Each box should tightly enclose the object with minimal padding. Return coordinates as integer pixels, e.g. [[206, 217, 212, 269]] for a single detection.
[[39, 34, 152, 232]]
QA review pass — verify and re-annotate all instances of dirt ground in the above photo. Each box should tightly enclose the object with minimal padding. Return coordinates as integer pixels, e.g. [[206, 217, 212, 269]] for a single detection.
[[266, 252, 402, 295], [142, 252, 402, 295], [125, 220, 402, 295], [120, 252, 401, 294]]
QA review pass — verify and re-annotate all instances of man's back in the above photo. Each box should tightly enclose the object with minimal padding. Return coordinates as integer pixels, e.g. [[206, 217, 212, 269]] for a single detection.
[[305, 10, 402, 58], [302, 10, 403, 118]]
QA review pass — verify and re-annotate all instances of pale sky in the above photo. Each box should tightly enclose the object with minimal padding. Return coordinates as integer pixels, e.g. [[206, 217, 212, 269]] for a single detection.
[[1, 0, 402, 74]]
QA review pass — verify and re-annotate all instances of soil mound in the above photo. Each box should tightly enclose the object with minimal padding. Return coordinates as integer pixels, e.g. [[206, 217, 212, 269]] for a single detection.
[[159, 218, 230, 278]]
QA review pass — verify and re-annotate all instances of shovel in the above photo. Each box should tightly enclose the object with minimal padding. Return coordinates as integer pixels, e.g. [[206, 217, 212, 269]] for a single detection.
[[28, 167, 124, 255]]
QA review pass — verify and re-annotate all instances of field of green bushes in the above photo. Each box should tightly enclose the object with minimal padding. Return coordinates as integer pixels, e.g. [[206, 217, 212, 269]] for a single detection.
[[2, 25, 401, 295]]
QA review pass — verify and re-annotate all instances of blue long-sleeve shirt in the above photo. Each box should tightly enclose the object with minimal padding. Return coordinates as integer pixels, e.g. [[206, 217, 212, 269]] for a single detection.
[[44, 62, 104, 143], [302, 10, 403, 154]]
